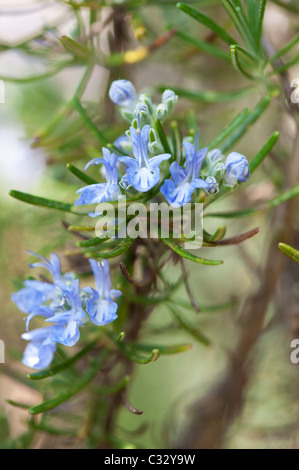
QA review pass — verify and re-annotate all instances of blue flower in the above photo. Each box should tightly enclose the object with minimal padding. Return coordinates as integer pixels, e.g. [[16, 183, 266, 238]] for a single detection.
[[11, 252, 73, 329], [11, 280, 55, 315], [83, 259, 122, 326], [45, 279, 85, 347], [21, 327, 56, 370], [26, 251, 63, 281], [12, 252, 123, 370], [118, 124, 171, 192], [224, 152, 250, 185], [109, 79, 137, 109], [160, 138, 216, 206], [75, 148, 120, 217], [75, 148, 120, 207]]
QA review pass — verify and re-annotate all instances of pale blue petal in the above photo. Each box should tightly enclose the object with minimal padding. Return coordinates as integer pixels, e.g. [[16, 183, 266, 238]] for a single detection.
[[49, 319, 80, 347], [22, 327, 52, 343], [147, 153, 171, 171], [161, 179, 194, 206], [22, 340, 56, 370], [87, 297, 118, 326], [26, 251, 62, 281], [109, 289, 122, 300], [118, 156, 140, 170], [74, 183, 109, 206], [25, 306, 54, 331], [127, 166, 160, 192], [130, 125, 150, 165], [84, 157, 103, 171], [169, 162, 188, 186]]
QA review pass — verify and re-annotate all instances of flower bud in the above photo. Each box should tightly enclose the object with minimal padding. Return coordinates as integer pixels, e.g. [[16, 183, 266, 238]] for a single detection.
[[225, 152, 250, 185], [113, 134, 131, 153], [121, 109, 135, 123], [148, 140, 165, 154], [139, 93, 153, 114], [119, 174, 131, 191], [162, 89, 178, 107], [207, 148, 224, 165], [155, 89, 178, 120], [205, 176, 219, 195], [135, 102, 151, 125], [212, 162, 226, 181], [109, 79, 137, 109], [156, 103, 168, 120]]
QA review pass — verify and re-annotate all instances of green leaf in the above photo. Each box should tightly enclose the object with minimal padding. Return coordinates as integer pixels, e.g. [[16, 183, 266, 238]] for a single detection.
[[207, 108, 249, 150], [203, 226, 227, 242], [249, 131, 279, 173], [278, 243, 299, 264], [170, 120, 182, 163], [167, 305, 211, 345], [67, 163, 98, 185], [176, 30, 230, 62], [219, 95, 271, 153], [124, 291, 177, 306], [160, 237, 223, 265], [91, 375, 130, 395], [9, 190, 77, 213], [270, 34, 299, 63], [84, 237, 135, 259], [107, 143, 130, 157], [28, 420, 77, 437], [170, 297, 237, 313], [256, 0, 267, 47], [158, 85, 252, 104], [246, 0, 258, 35], [154, 119, 172, 154], [230, 45, 256, 80], [59, 35, 91, 60], [117, 344, 160, 364], [27, 339, 99, 380], [132, 342, 192, 355], [177, 2, 237, 45], [77, 235, 109, 247], [0, 60, 75, 83], [72, 97, 107, 145], [219, 0, 256, 51], [28, 352, 106, 415], [270, 0, 299, 13], [205, 183, 299, 218], [6, 400, 31, 410], [68, 225, 95, 232], [270, 54, 299, 74]]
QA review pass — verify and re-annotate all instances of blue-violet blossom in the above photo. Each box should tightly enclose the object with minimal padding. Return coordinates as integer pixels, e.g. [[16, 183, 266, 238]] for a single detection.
[[45, 279, 85, 347], [21, 327, 56, 370], [83, 259, 122, 326], [118, 124, 171, 192], [75, 148, 120, 208], [160, 138, 218, 207], [12, 253, 122, 369]]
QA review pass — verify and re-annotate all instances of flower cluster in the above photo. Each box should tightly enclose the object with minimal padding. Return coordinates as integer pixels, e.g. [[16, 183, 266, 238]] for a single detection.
[[11, 253, 121, 369], [74, 79, 250, 212]]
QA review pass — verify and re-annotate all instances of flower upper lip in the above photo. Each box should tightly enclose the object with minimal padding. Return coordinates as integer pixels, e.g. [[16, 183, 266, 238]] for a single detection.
[[118, 125, 171, 192]]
